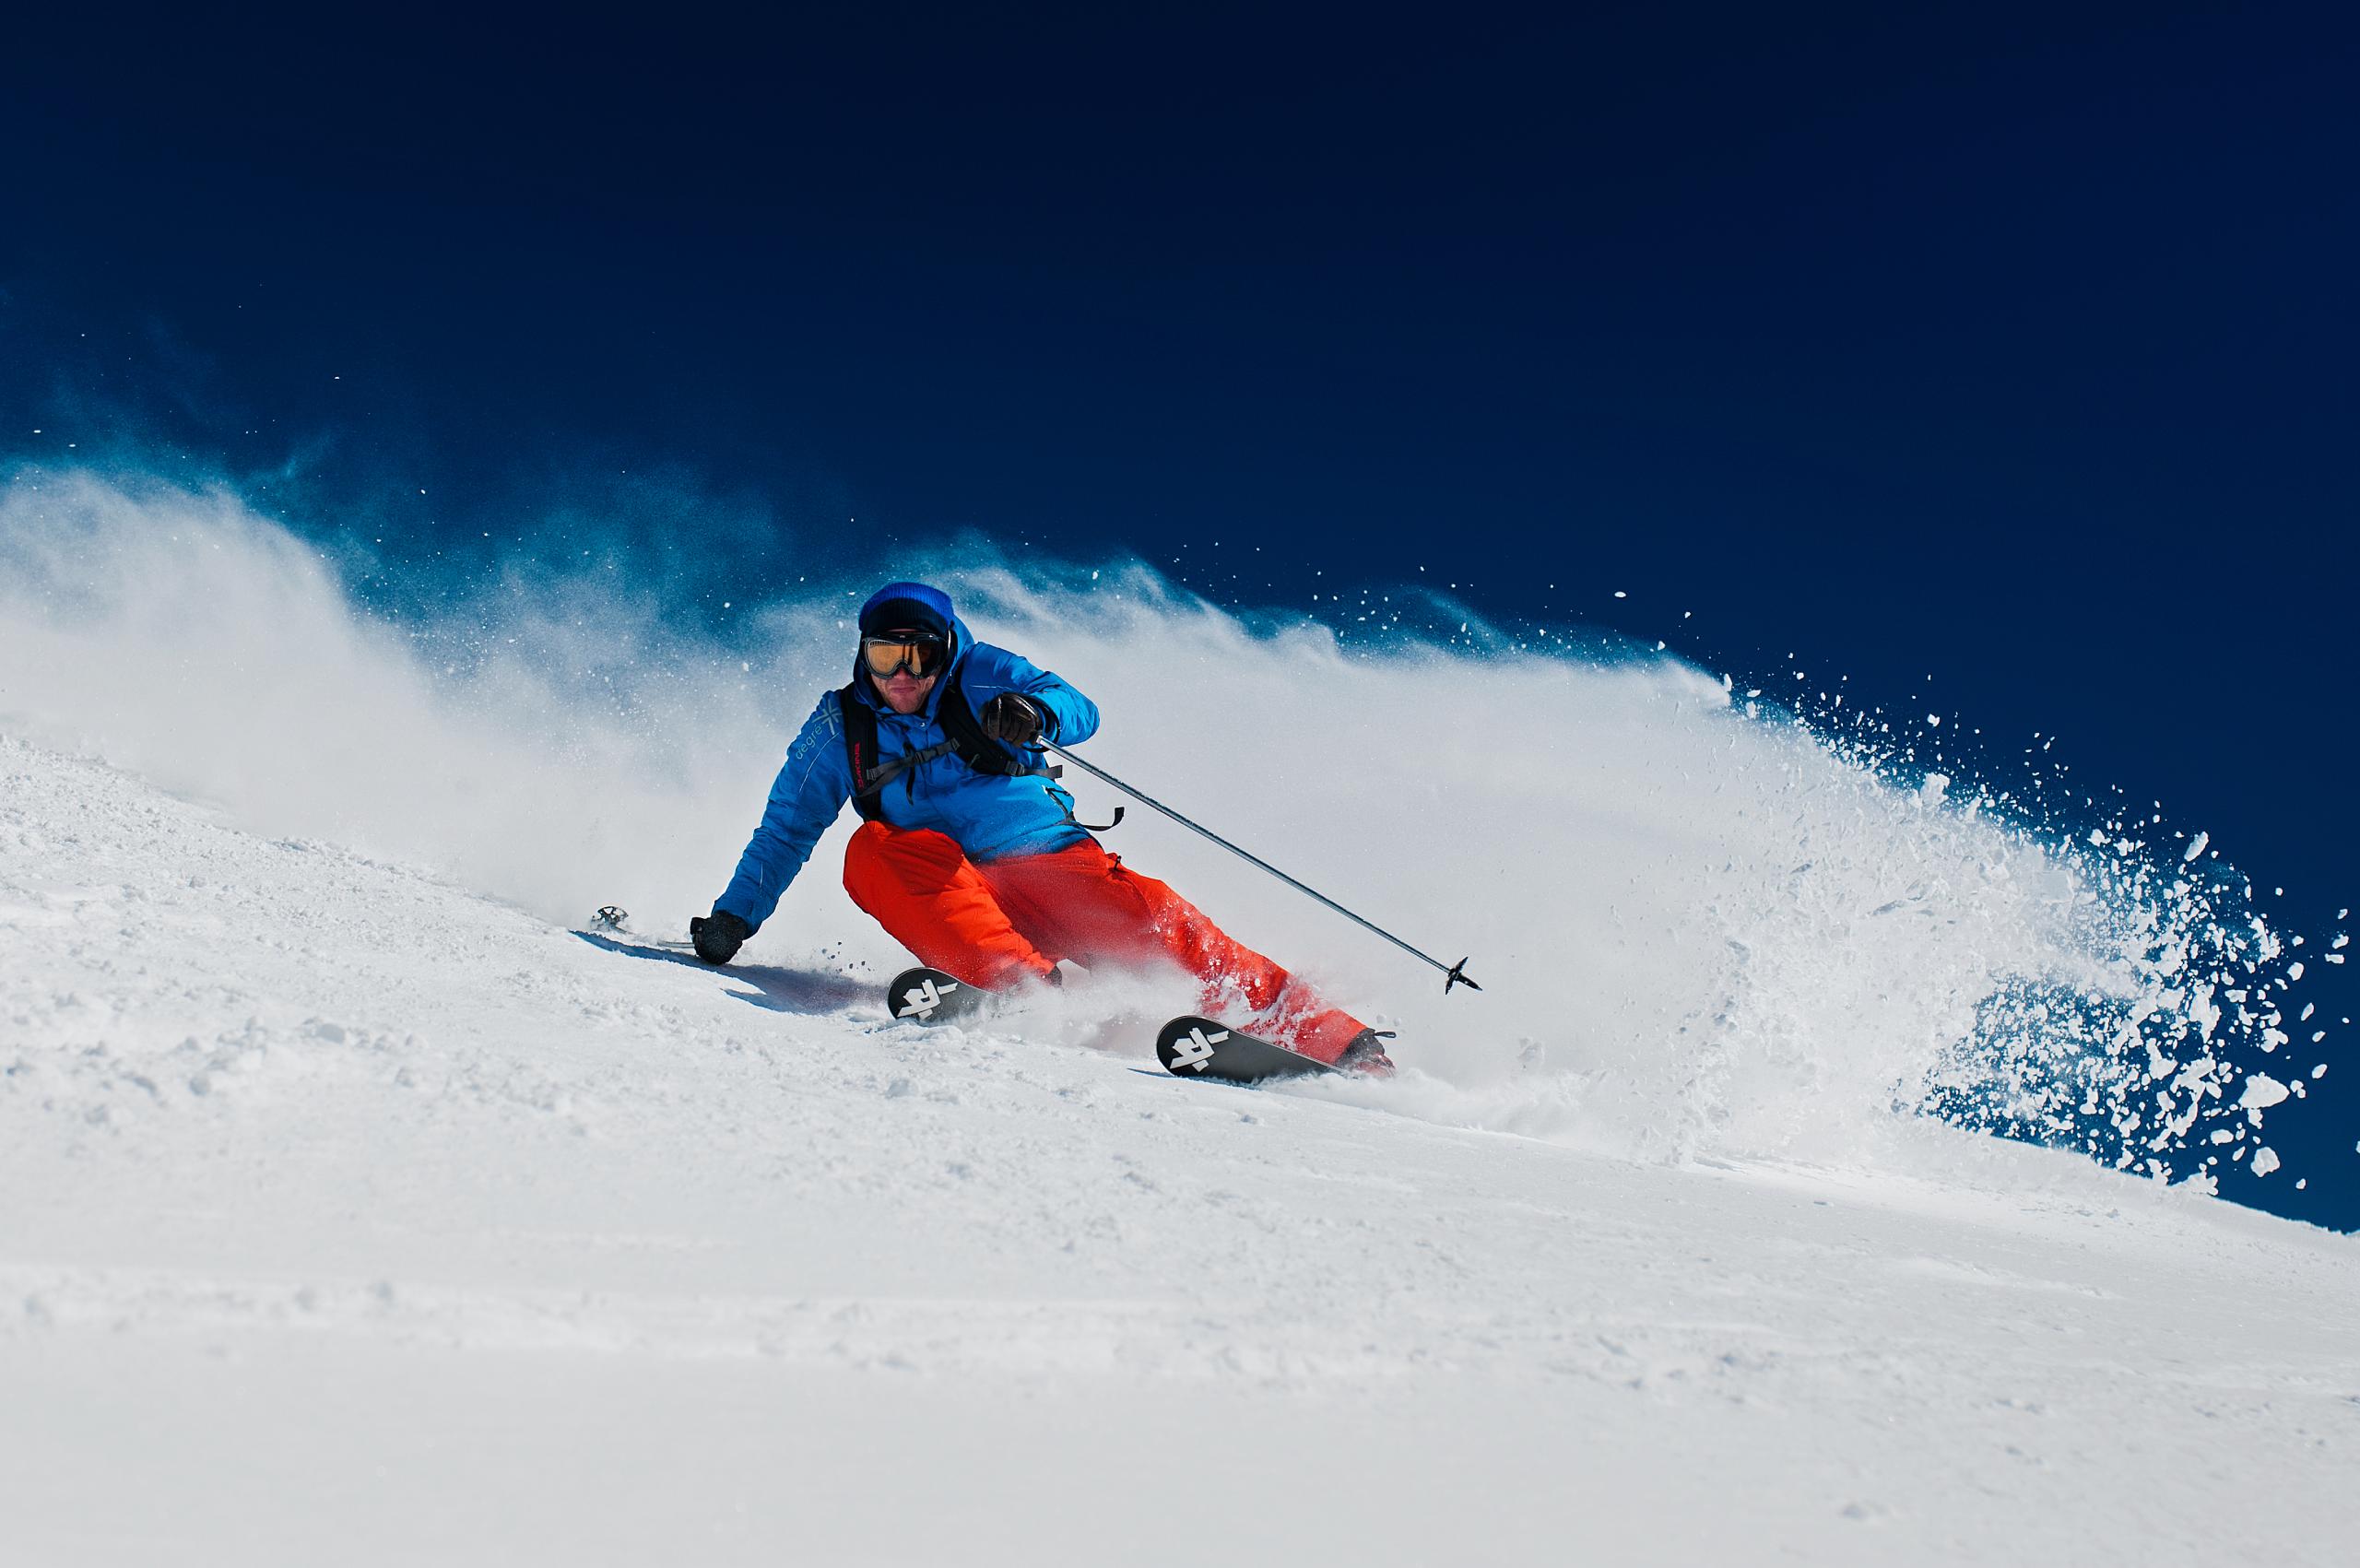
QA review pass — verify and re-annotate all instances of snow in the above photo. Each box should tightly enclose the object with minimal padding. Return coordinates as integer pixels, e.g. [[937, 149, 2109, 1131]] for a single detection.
[[4, 473, 2357, 1562], [4, 735, 2357, 1562], [2243, 1073, 2293, 1111]]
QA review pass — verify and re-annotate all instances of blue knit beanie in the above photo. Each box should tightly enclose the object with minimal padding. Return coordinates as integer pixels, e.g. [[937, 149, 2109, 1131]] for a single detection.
[[857, 581, 954, 640]]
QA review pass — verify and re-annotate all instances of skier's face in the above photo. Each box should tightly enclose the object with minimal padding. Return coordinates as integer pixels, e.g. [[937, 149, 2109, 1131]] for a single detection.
[[873, 666, 937, 714], [864, 627, 944, 713]]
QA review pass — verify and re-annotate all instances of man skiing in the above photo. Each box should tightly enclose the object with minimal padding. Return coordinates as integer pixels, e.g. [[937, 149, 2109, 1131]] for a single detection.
[[690, 580, 1394, 1073]]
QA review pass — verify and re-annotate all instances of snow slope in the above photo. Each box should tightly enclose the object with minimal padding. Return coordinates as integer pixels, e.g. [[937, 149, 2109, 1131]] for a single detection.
[[6, 731, 2357, 1565], [3, 470, 2338, 1201]]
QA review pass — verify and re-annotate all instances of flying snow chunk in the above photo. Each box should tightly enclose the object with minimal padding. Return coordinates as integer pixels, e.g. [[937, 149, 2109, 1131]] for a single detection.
[[1920, 773, 1951, 804], [2183, 831, 2211, 863], [2239, 1074, 2291, 1111], [2250, 1147, 2282, 1177]]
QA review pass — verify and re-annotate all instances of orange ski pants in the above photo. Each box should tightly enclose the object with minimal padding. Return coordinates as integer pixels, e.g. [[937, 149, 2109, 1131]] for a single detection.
[[843, 820, 1368, 1064]]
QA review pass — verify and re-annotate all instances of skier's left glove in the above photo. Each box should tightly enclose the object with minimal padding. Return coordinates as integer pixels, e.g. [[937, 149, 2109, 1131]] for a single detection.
[[979, 693, 1044, 747], [690, 909, 750, 965]]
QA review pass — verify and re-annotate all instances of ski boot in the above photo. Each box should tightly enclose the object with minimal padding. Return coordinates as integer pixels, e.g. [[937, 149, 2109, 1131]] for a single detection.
[[1336, 1028, 1398, 1077]]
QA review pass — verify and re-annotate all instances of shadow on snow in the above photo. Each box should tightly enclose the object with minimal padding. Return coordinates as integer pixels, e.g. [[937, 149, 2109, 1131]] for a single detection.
[[572, 929, 874, 1016]]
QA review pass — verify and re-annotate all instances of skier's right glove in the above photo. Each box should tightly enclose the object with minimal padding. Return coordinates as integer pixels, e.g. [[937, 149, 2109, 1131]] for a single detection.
[[979, 692, 1044, 747], [690, 909, 750, 965]]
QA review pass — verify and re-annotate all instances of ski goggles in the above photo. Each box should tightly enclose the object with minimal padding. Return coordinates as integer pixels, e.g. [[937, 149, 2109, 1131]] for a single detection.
[[860, 631, 950, 678]]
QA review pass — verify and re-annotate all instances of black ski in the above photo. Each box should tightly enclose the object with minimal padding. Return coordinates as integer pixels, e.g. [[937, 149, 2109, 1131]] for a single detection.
[[886, 966, 985, 1025], [1154, 1015, 1335, 1083]]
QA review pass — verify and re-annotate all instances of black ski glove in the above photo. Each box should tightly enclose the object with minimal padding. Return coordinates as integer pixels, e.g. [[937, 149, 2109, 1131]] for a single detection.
[[980, 692, 1044, 747], [690, 909, 750, 965]]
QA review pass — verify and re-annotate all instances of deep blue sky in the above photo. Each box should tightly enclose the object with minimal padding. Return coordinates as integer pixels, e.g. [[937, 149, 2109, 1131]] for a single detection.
[[5, 4, 2354, 1223]]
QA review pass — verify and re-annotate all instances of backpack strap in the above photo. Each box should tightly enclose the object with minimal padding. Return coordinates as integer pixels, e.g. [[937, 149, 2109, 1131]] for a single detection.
[[933, 663, 1060, 781], [838, 666, 1059, 820], [836, 683, 886, 822]]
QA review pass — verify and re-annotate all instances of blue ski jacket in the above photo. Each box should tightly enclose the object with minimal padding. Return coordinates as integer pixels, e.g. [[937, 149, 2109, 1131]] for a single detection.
[[713, 603, 1101, 934]]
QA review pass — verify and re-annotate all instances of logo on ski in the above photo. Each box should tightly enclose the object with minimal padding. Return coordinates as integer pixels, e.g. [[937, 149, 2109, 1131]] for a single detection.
[[1155, 1014, 1337, 1083], [1169, 1025, 1228, 1072], [897, 976, 960, 1020]]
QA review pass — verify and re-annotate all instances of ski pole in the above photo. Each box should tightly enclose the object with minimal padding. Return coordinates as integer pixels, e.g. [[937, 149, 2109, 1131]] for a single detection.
[[1037, 739, 1481, 994]]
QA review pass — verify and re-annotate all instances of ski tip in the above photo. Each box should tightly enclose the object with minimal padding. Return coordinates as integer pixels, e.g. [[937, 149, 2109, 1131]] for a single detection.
[[1154, 1016, 1333, 1083], [886, 966, 982, 1025]]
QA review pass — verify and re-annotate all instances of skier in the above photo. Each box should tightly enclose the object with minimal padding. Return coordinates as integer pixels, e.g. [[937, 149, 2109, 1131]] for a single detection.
[[690, 580, 1394, 1073]]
